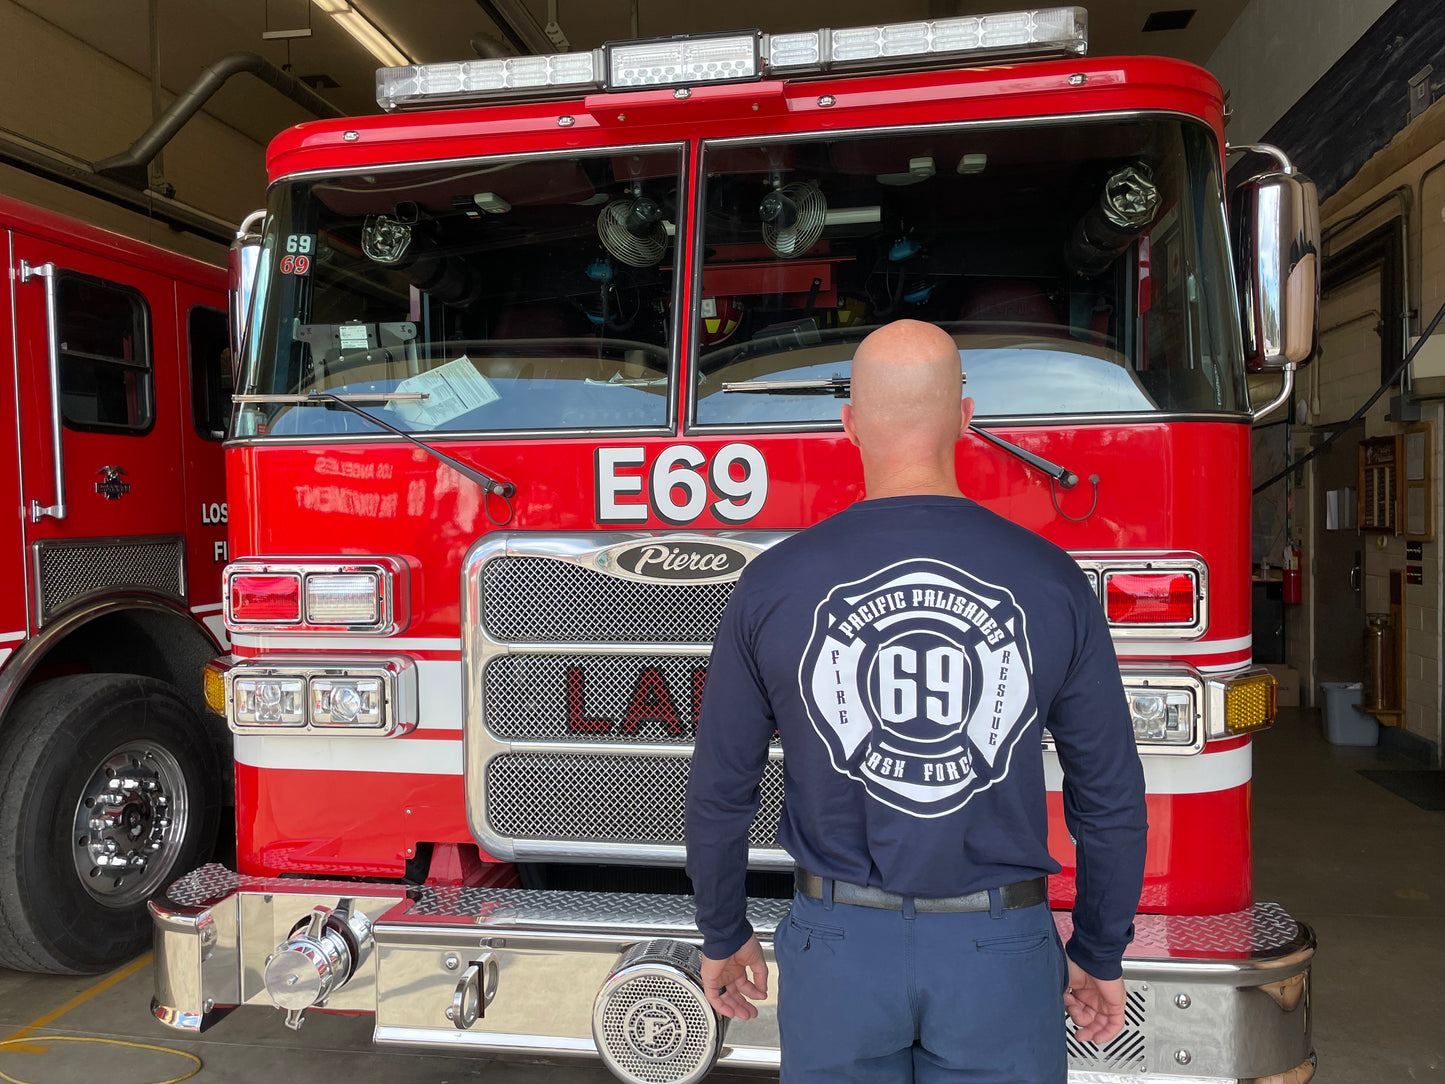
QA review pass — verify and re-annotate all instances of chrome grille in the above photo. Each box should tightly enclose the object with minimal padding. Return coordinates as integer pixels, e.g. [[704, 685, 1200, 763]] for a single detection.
[[1065, 987, 1149, 1072], [486, 753, 784, 849], [481, 653, 788, 745], [481, 557, 734, 643], [34, 536, 185, 624]]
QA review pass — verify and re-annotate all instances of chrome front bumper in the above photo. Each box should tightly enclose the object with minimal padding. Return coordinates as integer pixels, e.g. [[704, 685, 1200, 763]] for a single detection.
[[153, 864, 1314, 1083]]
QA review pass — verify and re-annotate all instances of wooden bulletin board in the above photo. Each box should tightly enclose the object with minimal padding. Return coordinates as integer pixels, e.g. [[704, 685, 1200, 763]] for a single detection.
[[1402, 423, 1434, 541], [1358, 436, 1398, 533]]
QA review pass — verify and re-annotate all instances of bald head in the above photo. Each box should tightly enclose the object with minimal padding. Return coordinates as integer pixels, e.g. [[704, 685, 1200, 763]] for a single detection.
[[842, 320, 973, 498]]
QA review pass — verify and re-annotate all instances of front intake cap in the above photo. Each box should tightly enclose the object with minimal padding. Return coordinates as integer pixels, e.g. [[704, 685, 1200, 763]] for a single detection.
[[592, 939, 724, 1084]]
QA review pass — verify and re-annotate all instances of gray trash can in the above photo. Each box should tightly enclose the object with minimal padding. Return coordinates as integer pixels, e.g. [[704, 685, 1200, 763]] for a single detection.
[[1319, 681, 1379, 746]]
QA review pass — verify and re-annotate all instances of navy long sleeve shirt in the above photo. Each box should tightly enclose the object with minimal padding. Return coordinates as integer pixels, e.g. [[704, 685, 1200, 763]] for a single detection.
[[684, 494, 1148, 980]]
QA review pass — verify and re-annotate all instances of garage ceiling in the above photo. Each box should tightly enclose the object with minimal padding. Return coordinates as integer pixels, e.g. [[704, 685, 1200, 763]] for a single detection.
[[16, 0, 1249, 154]]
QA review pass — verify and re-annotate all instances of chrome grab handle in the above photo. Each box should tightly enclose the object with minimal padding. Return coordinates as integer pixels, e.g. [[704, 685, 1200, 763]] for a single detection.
[[20, 260, 66, 522]]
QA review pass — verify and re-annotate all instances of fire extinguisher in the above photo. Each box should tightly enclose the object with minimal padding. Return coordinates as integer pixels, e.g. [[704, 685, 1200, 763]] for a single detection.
[[1283, 540, 1302, 604]]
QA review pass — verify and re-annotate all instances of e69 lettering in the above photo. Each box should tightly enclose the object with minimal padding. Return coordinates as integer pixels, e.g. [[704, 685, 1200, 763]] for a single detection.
[[597, 444, 768, 525]]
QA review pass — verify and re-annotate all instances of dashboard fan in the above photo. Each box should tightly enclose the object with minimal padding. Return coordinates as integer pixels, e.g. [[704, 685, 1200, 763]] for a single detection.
[[760, 181, 826, 258], [597, 196, 668, 268]]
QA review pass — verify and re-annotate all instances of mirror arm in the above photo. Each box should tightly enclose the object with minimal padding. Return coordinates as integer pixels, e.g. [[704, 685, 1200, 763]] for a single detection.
[[1251, 366, 1295, 424], [1226, 142, 1296, 175]]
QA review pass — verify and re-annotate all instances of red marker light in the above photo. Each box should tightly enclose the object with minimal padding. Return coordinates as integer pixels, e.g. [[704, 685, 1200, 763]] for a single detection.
[[1105, 572, 1196, 624], [230, 574, 302, 623]]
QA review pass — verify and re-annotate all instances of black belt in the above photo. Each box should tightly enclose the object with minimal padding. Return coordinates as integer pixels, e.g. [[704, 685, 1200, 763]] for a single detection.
[[795, 869, 1046, 913]]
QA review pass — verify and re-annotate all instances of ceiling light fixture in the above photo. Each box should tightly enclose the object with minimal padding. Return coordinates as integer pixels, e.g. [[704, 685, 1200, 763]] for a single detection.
[[313, 0, 412, 68]]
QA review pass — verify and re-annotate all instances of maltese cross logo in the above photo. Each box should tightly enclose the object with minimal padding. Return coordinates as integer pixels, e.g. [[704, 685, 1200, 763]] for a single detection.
[[798, 559, 1037, 818]]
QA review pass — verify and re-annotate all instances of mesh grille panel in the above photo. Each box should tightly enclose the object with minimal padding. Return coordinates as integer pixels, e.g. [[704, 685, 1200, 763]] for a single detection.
[[599, 973, 714, 1083], [481, 558, 734, 643], [487, 753, 783, 849], [36, 537, 184, 622], [486, 653, 708, 743], [1065, 988, 1148, 1071]]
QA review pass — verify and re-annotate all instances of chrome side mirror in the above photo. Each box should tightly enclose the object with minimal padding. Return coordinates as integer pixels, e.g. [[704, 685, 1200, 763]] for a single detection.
[[1229, 146, 1321, 373], [228, 209, 266, 387]]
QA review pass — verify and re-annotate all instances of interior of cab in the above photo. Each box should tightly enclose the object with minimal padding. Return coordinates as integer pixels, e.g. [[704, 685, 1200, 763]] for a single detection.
[[242, 115, 1243, 437]]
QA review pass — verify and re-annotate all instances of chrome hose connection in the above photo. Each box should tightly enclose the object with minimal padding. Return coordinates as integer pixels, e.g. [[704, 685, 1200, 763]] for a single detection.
[[263, 899, 374, 1030]]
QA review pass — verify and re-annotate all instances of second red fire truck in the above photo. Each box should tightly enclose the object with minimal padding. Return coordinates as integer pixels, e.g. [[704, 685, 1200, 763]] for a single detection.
[[0, 194, 229, 974], [152, 9, 1319, 1082]]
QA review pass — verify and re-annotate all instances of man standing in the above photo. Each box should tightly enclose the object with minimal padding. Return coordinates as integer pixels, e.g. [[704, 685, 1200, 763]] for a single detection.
[[684, 319, 1148, 1082]]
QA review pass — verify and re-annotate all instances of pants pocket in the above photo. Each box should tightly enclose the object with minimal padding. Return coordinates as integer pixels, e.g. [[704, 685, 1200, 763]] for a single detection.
[[787, 914, 845, 950], [974, 931, 1051, 955]]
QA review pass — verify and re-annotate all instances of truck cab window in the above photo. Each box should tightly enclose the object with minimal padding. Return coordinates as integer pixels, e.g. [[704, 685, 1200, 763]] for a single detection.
[[188, 306, 231, 440], [693, 118, 1244, 426], [239, 148, 683, 437], [56, 274, 153, 433]]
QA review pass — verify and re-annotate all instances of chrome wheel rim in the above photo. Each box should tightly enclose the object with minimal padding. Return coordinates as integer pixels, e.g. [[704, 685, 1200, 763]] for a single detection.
[[71, 741, 190, 906]]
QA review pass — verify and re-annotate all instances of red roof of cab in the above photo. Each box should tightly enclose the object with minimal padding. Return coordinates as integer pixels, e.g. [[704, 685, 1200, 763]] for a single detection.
[[0, 192, 225, 288], [266, 56, 1225, 182]]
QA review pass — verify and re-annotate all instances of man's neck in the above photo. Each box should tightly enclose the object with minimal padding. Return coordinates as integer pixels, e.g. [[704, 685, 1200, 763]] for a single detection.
[[860, 465, 964, 501]]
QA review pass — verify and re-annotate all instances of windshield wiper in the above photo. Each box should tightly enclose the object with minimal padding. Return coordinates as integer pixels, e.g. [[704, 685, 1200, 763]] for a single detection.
[[233, 392, 516, 497], [720, 376, 854, 397], [719, 375, 1078, 488], [967, 425, 1078, 489]]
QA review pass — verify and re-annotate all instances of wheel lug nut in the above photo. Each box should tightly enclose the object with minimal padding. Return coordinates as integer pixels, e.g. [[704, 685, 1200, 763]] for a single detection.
[[103, 839, 118, 853]]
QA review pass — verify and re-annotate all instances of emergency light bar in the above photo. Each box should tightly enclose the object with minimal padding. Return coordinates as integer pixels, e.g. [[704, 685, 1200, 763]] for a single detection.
[[376, 6, 1087, 111]]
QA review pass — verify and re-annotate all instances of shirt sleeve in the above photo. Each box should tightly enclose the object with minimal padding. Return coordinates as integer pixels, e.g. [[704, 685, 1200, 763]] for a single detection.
[[1046, 575, 1149, 981], [685, 576, 777, 960]]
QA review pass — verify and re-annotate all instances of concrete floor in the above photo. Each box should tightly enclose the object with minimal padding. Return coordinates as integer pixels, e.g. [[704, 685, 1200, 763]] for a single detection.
[[0, 708, 1438, 1083]]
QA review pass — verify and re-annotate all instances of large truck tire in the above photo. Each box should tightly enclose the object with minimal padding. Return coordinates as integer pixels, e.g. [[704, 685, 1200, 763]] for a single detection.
[[0, 674, 221, 974]]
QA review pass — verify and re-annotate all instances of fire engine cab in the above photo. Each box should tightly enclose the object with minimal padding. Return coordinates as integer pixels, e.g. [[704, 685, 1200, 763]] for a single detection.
[[153, 9, 1321, 1082], [0, 194, 229, 975]]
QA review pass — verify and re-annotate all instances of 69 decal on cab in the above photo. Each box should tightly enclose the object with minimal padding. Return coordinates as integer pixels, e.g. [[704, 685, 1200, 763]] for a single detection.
[[799, 558, 1039, 818]]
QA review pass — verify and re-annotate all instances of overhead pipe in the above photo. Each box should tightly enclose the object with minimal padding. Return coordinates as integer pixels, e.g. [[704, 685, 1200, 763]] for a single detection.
[[472, 0, 554, 56], [470, 32, 512, 58], [0, 127, 235, 244], [95, 51, 346, 191]]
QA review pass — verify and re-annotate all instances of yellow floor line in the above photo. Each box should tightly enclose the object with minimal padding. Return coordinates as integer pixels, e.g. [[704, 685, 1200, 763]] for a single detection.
[[1, 953, 153, 1052]]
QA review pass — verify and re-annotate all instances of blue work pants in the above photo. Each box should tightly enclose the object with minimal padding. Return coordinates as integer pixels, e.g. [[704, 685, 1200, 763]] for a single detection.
[[774, 887, 1069, 1083]]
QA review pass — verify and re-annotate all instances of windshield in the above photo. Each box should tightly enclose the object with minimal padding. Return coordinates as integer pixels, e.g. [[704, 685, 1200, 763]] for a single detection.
[[693, 117, 1244, 425], [237, 148, 682, 437]]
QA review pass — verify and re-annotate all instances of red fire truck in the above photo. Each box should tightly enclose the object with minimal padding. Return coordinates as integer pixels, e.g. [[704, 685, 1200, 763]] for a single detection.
[[152, 9, 1320, 1082], [0, 194, 229, 974]]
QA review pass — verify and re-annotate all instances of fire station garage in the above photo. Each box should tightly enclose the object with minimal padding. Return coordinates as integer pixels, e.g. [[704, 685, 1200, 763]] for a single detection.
[[0, 1, 1441, 1082]]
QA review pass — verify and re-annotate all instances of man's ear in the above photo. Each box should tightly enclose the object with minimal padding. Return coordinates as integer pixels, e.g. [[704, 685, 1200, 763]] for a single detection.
[[841, 403, 861, 448], [958, 396, 976, 439]]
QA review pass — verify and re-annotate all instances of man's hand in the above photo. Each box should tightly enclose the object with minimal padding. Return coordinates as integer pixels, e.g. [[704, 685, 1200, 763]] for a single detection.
[[700, 935, 769, 1020], [1064, 958, 1127, 1044]]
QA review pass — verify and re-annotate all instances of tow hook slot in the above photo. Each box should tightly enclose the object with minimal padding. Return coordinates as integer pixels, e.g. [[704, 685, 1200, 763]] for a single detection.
[[263, 899, 374, 1030], [448, 952, 499, 1029]]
